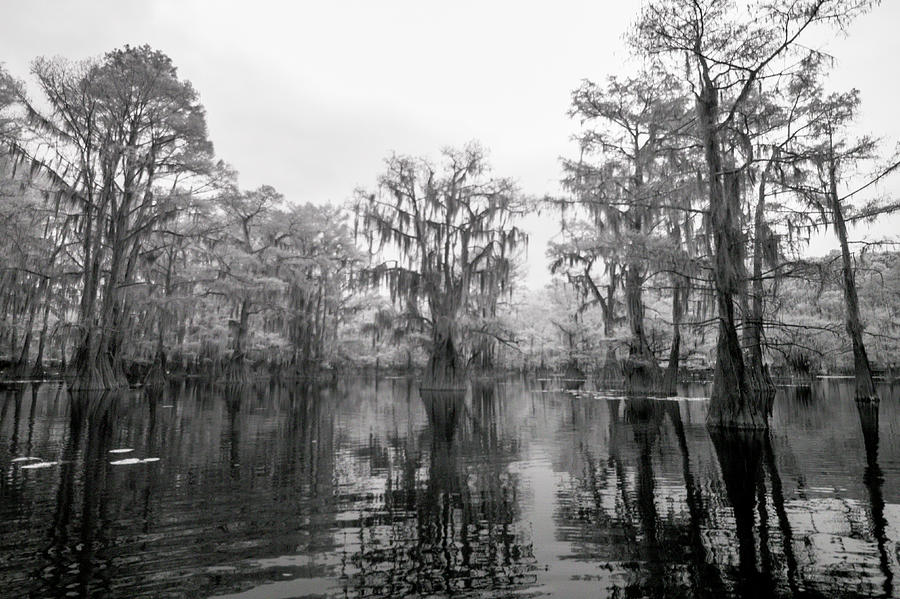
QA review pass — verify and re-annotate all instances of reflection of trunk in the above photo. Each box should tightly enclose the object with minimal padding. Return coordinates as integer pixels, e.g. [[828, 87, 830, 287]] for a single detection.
[[225, 385, 247, 476], [76, 391, 115, 595], [42, 395, 85, 596], [471, 382, 498, 450], [763, 434, 801, 595], [628, 398, 663, 570], [40, 391, 114, 598], [829, 158, 877, 401], [666, 402, 726, 595], [709, 430, 765, 593], [856, 402, 893, 595], [420, 388, 464, 443], [696, 80, 765, 428]]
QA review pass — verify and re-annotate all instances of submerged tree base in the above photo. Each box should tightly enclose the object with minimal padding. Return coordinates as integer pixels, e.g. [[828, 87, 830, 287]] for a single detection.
[[68, 365, 129, 392], [707, 389, 773, 429], [856, 394, 880, 404]]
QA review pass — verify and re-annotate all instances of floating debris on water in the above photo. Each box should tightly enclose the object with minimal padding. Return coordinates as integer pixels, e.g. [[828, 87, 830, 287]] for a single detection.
[[110, 457, 160, 465], [21, 461, 58, 469]]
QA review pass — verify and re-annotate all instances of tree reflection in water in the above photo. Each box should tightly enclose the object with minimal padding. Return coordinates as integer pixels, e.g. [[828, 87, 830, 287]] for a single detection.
[[553, 384, 898, 599], [857, 400, 893, 598], [340, 383, 537, 597], [0, 378, 898, 598]]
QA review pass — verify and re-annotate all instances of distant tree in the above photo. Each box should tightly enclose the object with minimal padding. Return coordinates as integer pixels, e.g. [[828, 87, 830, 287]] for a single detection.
[[274, 203, 360, 371], [547, 222, 621, 339], [783, 83, 900, 400], [355, 144, 526, 387], [203, 185, 288, 381], [561, 71, 693, 393], [0, 64, 19, 142], [139, 191, 214, 384]]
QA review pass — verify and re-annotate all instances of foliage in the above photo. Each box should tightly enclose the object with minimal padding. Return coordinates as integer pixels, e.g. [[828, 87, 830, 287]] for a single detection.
[[355, 143, 527, 384]]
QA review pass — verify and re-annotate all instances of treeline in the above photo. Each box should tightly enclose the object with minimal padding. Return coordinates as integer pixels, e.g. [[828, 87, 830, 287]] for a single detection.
[[0, 46, 359, 389], [496, 250, 900, 377]]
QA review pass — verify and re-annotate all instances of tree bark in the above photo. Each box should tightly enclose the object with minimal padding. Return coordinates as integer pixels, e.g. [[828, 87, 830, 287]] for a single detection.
[[662, 276, 684, 396], [829, 155, 878, 401], [32, 293, 52, 378], [623, 146, 660, 395], [623, 263, 659, 394], [745, 164, 776, 400], [14, 288, 39, 376], [224, 299, 252, 383], [696, 78, 767, 428], [423, 315, 463, 389]]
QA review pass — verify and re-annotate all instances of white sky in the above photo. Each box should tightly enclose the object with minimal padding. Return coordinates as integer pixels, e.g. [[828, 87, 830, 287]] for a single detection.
[[2, 0, 898, 288]]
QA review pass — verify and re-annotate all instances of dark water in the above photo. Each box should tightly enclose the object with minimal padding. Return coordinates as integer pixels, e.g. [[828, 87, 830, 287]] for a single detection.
[[1, 378, 899, 598]]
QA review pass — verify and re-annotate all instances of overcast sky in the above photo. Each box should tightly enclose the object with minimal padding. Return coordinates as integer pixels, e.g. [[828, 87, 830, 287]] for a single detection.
[[3, 1, 898, 287]]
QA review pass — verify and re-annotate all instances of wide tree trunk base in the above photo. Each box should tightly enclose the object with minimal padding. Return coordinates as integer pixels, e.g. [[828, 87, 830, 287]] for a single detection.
[[145, 364, 168, 389], [707, 389, 772, 429], [68, 356, 128, 391], [562, 359, 585, 390], [221, 357, 252, 385], [30, 364, 46, 380], [423, 333, 465, 391], [624, 360, 661, 396], [11, 361, 33, 380], [597, 346, 623, 387]]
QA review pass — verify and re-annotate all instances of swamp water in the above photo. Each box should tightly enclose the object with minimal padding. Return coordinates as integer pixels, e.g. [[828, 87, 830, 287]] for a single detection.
[[1, 377, 899, 598]]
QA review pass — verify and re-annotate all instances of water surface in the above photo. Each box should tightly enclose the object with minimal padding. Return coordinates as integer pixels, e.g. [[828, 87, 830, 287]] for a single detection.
[[1, 377, 899, 598]]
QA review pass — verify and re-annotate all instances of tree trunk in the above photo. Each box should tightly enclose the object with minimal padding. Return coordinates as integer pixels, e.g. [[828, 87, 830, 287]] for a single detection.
[[32, 295, 52, 379], [225, 299, 252, 383], [830, 158, 877, 401], [146, 253, 175, 388], [423, 315, 463, 389], [697, 81, 766, 428], [145, 322, 168, 388], [745, 166, 776, 400], [69, 201, 122, 391], [14, 292, 39, 376], [623, 263, 659, 394], [662, 277, 684, 396]]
